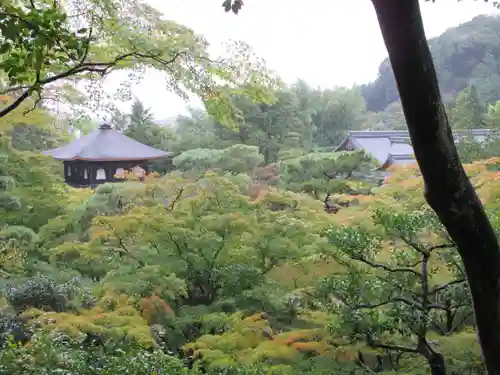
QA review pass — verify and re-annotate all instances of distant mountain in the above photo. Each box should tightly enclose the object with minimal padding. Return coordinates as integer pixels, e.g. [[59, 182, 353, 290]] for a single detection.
[[361, 15, 500, 112]]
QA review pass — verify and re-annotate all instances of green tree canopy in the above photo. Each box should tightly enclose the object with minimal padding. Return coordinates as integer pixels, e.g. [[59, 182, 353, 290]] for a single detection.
[[449, 85, 485, 129]]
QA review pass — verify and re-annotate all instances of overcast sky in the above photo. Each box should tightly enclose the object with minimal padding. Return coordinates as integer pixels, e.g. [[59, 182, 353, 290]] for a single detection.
[[101, 0, 499, 121]]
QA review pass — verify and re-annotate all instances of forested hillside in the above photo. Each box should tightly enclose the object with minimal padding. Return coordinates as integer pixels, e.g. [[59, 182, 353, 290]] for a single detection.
[[361, 15, 500, 112]]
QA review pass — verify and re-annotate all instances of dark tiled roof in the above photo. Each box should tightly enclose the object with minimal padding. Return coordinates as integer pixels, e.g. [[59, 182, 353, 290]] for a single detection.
[[336, 129, 493, 166], [44, 124, 171, 161]]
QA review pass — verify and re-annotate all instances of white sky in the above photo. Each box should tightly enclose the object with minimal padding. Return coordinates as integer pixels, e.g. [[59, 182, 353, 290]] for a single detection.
[[102, 0, 499, 121]]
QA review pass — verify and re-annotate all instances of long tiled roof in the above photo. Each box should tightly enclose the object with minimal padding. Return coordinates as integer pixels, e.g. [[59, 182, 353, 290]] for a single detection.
[[44, 124, 171, 161], [335, 129, 493, 167]]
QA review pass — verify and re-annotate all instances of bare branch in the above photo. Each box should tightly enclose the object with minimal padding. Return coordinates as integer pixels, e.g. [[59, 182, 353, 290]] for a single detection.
[[0, 51, 186, 118], [111, 240, 145, 267]]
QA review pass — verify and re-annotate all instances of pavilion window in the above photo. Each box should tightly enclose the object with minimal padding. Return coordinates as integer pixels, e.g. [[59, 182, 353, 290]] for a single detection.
[[96, 168, 106, 180], [67, 166, 71, 176], [83, 169, 88, 179], [115, 168, 125, 178]]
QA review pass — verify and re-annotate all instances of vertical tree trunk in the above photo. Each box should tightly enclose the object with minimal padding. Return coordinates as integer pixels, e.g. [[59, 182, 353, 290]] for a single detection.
[[428, 353, 446, 375], [370, 1, 500, 374]]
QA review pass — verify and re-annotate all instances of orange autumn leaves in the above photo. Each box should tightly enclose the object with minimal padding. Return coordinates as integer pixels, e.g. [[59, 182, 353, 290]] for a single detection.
[[183, 311, 358, 370], [332, 158, 500, 227], [139, 295, 175, 325]]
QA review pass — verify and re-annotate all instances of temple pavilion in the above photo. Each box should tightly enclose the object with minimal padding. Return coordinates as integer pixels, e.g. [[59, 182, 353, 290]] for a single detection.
[[335, 129, 492, 169], [44, 123, 171, 188]]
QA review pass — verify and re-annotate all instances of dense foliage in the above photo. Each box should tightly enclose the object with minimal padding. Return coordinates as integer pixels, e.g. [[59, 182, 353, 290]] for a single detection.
[[0, 102, 499, 374], [1, 3, 500, 375]]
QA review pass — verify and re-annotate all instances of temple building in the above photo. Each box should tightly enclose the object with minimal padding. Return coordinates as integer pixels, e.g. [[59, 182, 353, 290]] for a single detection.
[[44, 123, 171, 188], [335, 129, 492, 169]]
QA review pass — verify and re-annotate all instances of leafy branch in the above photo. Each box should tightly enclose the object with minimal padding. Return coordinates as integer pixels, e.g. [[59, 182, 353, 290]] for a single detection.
[[0, 50, 186, 118], [323, 209, 470, 375]]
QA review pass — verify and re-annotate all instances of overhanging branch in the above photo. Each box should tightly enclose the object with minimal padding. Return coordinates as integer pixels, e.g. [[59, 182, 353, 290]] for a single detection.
[[0, 51, 186, 118]]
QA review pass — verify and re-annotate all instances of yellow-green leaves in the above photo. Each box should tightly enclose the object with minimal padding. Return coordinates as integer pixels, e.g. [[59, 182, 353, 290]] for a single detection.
[[0, 0, 277, 122], [0, 4, 85, 81]]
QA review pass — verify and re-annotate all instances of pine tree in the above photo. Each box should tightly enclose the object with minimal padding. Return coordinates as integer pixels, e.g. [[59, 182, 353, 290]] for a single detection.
[[129, 99, 154, 130], [485, 100, 500, 129], [449, 85, 486, 129]]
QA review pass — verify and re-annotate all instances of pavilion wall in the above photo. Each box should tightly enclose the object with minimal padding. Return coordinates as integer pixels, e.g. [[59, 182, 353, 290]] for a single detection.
[[63, 160, 149, 188]]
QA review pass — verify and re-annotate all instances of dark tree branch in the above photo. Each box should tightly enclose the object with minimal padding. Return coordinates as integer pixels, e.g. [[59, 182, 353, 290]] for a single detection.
[[366, 336, 420, 355], [354, 255, 423, 277], [0, 51, 186, 118], [167, 232, 189, 263], [430, 278, 466, 295], [114, 237, 145, 267], [431, 321, 446, 336], [0, 91, 31, 118], [356, 351, 376, 373], [399, 236, 428, 256], [208, 229, 228, 270], [166, 188, 185, 212], [428, 243, 456, 252], [428, 302, 470, 311], [419, 254, 431, 345]]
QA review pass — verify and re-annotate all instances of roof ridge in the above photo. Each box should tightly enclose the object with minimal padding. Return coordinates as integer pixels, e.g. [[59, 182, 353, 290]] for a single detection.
[[349, 129, 494, 137]]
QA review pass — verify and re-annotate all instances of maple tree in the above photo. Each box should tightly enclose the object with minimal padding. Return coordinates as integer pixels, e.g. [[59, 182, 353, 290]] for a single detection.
[[221, 1, 500, 373], [173, 144, 264, 177], [76, 175, 329, 306], [1, 153, 499, 374], [0, 0, 277, 125], [323, 208, 468, 375]]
